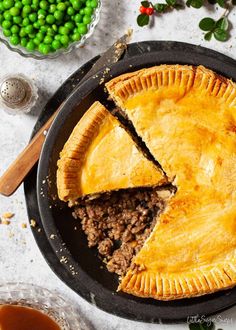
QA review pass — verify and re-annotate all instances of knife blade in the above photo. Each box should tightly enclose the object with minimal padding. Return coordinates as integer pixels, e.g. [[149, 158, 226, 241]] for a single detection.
[[0, 32, 131, 197]]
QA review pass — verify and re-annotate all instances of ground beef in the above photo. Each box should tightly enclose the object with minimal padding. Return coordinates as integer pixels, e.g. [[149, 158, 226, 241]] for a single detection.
[[73, 186, 172, 276]]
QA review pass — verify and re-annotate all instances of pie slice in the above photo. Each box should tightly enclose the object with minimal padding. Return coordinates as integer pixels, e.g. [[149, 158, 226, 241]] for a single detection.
[[106, 65, 236, 299], [57, 101, 166, 204]]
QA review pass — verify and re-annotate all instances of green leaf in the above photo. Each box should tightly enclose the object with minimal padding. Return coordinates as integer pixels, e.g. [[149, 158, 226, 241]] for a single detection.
[[199, 17, 216, 31], [141, 1, 150, 8], [166, 0, 176, 5], [154, 3, 169, 11], [186, 0, 203, 8], [216, 0, 226, 7], [216, 16, 229, 30], [214, 28, 229, 41], [204, 31, 213, 40], [137, 13, 150, 26]]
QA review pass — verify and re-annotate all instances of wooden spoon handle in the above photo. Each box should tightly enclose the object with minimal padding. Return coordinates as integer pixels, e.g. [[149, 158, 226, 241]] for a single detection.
[[0, 107, 61, 196]]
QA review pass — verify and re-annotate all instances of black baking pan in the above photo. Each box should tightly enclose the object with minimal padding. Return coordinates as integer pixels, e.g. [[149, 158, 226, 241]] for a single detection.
[[26, 41, 236, 323]]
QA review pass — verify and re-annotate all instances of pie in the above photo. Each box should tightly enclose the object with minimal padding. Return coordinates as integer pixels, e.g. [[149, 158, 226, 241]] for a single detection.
[[57, 65, 236, 301], [57, 101, 166, 203]]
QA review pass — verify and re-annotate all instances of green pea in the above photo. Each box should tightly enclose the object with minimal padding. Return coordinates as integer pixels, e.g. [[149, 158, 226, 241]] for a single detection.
[[71, 0, 81, 10], [36, 31, 44, 40], [67, 6, 74, 15], [25, 24, 34, 34], [72, 32, 81, 41], [89, 0, 97, 8], [33, 21, 40, 29], [15, 2, 23, 9], [3, 0, 14, 10], [22, 17, 30, 26], [65, 21, 74, 30], [0, 2, 4, 11], [21, 37, 28, 47], [57, 2, 66, 11], [10, 34, 20, 45], [52, 39, 61, 50], [77, 23, 87, 34], [11, 24, 20, 34], [3, 28, 11, 37], [74, 13, 82, 23], [38, 43, 51, 54], [54, 10, 63, 20], [79, 8, 85, 15], [19, 27, 27, 37], [52, 23, 57, 31], [46, 14, 55, 24], [60, 34, 69, 45], [13, 16, 22, 24], [84, 6, 93, 15], [40, 25, 48, 33], [38, 9, 46, 17], [44, 34, 53, 44], [49, 4, 56, 13], [38, 18, 45, 26], [2, 19, 11, 28], [3, 11, 12, 21], [26, 40, 35, 51], [29, 13, 37, 22], [39, 0, 48, 10], [22, 5, 31, 14], [59, 26, 69, 34], [83, 15, 91, 24], [9, 7, 20, 16], [33, 37, 41, 45], [54, 33, 60, 40], [22, 0, 31, 5], [47, 26, 55, 35]]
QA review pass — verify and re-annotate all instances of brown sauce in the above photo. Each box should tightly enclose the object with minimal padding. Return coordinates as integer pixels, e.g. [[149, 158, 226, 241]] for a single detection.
[[0, 304, 61, 330]]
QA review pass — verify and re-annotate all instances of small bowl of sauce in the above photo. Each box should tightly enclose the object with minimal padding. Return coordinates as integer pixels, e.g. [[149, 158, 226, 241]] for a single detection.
[[0, 304, 61, 330], [0, 283, 86, 330]]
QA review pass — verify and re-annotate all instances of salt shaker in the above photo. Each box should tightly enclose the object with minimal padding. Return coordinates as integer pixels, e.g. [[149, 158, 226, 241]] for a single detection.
[[0, 74, 38, 115]]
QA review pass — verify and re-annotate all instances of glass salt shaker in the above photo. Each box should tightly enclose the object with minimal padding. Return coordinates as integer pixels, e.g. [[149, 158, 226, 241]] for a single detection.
[[0, 74, 38, 115]]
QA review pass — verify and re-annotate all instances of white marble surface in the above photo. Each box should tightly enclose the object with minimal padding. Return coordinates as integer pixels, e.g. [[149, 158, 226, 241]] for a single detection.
[[0, 1, 236, 329]]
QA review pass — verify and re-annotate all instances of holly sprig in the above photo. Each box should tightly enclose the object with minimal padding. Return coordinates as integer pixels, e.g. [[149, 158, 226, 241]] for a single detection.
[[137, 0, 235, 42]]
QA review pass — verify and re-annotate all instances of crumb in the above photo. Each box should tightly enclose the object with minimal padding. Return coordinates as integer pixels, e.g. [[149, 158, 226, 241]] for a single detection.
[[1, 219, 10, 225], [37, 228, 41, 232], [42, 180, 46, 184], [60, 256, 68, 264], [21, 223, 27, 229], [2, 212, 14, 219], [50, 234, 56, 239], [74, 226, 77, 231], [30, 219, 37, 227]]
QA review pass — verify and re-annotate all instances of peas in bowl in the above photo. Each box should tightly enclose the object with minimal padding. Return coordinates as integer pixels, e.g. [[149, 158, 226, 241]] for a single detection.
[[0, 0, 101, 59]]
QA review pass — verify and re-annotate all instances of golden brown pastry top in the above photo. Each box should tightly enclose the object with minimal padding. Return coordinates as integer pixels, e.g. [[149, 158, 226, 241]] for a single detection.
[[57, 101, 166, 203], [106, 65, 236, 299]]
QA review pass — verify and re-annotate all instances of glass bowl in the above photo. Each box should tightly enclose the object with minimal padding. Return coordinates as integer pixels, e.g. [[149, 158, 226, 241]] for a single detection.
[[0, 0, 101, 60], [0, 282, 89, 329]]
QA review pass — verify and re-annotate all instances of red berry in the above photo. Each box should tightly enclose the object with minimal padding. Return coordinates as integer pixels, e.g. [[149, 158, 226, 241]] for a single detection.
[[139, 5, 147, 14], [146, 7, 154, 15]]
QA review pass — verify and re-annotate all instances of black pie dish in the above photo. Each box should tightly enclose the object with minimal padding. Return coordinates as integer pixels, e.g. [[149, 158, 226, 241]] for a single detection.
[[30, 41, 236, 323]]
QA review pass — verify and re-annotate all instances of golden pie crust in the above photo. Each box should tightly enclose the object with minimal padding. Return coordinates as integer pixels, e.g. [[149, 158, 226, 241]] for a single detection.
[[106, 65, 236, 300], [57, 101, 166, 203]]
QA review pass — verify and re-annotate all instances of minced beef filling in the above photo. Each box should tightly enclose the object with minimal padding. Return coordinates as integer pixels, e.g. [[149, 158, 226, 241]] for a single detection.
[[73, 187, 171, 276]]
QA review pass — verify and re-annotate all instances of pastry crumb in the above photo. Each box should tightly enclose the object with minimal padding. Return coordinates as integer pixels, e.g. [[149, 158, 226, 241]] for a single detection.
[[2, 212, 14, 219], [1, 219, 11, 225], [37, 228, 41, 232], [50, 234, 56, 239], [30, 219, 37, 227], [21, 223, 27, 229]]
